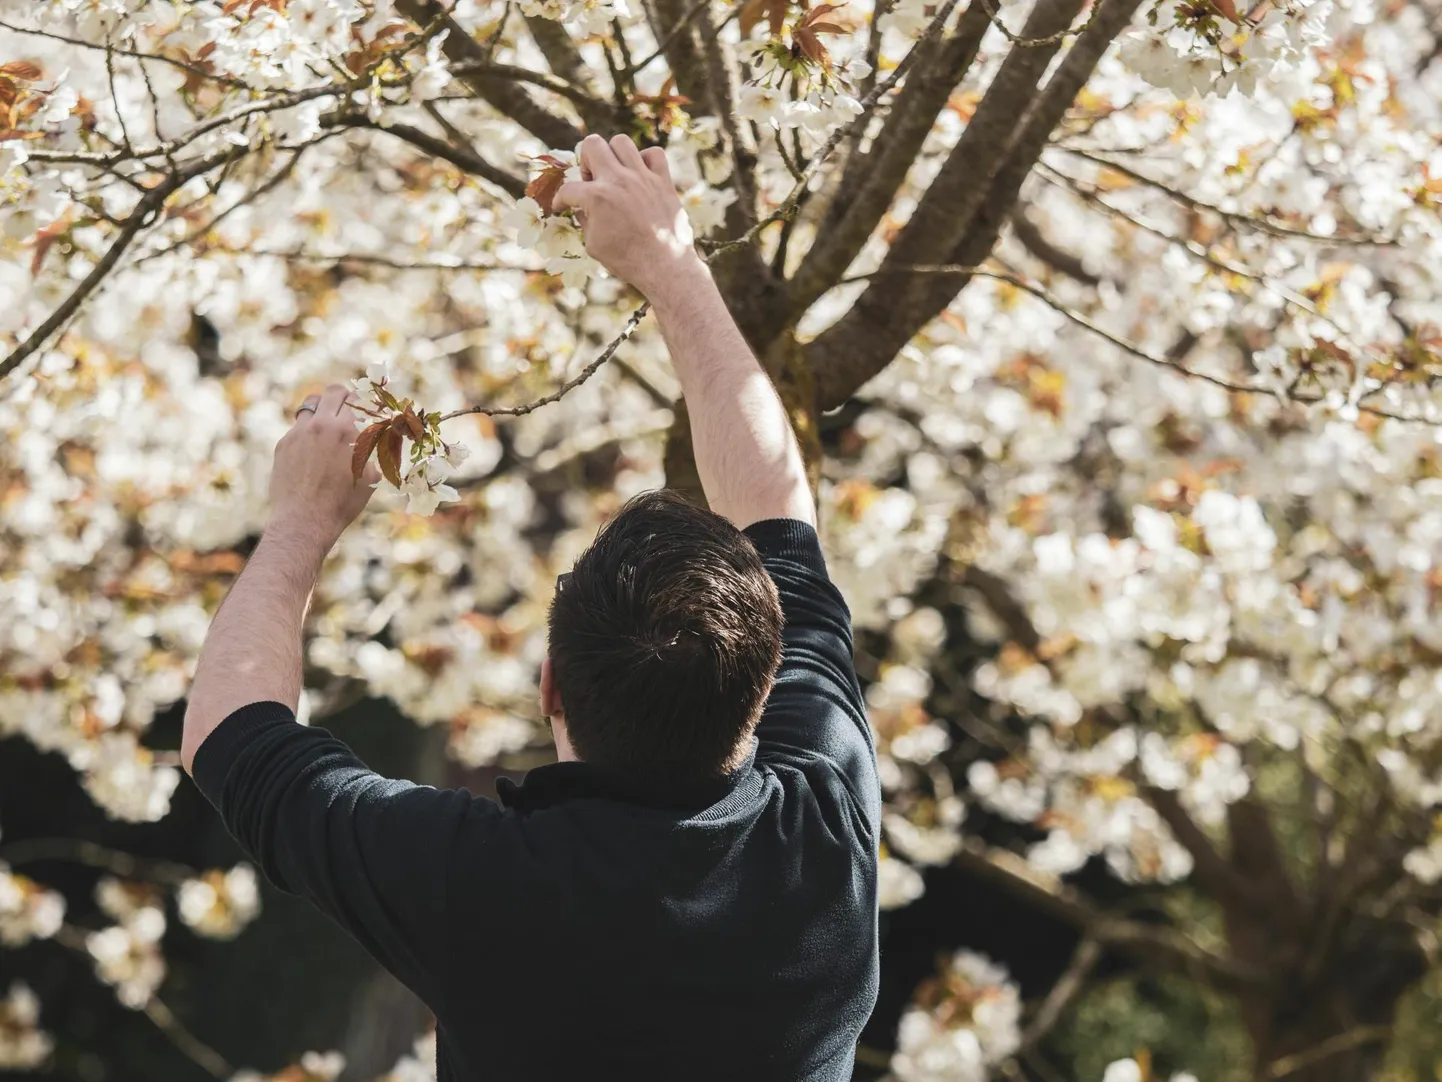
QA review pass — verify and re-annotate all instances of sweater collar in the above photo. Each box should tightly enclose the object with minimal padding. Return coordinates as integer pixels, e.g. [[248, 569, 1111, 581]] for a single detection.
[[496, 741, 758, 814]]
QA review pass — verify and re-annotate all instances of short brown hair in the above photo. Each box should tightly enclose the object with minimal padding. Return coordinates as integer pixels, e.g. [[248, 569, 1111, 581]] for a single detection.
[[547, 490, 784, 786]]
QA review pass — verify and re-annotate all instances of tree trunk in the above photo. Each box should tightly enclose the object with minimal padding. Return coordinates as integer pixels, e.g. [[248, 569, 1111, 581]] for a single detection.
[[1241, 925, 1425, 1082]]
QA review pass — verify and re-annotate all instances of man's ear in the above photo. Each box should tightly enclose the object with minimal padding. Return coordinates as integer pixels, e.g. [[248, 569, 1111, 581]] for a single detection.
[[540, 655, 564, 719]]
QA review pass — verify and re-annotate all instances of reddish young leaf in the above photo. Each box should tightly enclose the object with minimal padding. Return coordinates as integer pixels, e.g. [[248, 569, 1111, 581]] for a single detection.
[[526, 168, 567, 215], [29, 215, 70, 276], [351, 421, 386, 481], [377, 425, 405, 488], [794, 28, 828, 64], [0, 62, 43, 81], [740, 0, 790, 38], [807, 21, 848, 32], [401, 407, 425, 442], [1210, 0, 1240, 21]]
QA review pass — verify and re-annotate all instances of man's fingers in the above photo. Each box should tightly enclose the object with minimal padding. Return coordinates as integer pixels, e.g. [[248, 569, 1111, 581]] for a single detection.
[[640, 146, 670, 179], [295, 393, 321, 422], [609, 134, 645, 171], [577, 133, 619, 179], [552, 180, 594, 216], [317, 383, 350, 418]]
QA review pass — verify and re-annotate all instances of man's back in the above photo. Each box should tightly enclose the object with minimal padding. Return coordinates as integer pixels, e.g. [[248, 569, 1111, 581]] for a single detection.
[[194, 520, 881, 1080]]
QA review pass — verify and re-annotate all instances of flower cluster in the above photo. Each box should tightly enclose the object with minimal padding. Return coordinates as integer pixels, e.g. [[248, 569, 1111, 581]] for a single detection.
[[176, 865, 262, 940], [350, 363, 470, 517], [86, 878, 168, 1009], [891, 951, 1023, 1082], [738, 5, 868, 137], [231, 1050, 346, 1082], [0, 865, 64, 947], [0, 982, 52, 1070]]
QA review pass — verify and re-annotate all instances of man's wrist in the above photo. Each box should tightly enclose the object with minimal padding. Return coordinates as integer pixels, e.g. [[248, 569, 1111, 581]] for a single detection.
[[642, 252, 714, 311], [259, 516, 333, 578]]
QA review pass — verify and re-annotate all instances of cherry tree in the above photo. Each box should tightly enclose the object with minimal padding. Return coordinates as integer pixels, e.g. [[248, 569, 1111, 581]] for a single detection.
[[0, 0, 1440, 1078]]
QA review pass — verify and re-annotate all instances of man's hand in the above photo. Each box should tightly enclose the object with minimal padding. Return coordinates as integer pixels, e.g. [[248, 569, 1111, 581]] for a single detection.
[[270, 383, 380, 553], [558, 133, 815, 529], [181, 384, 379, 772], [554, 134, 706, 300]]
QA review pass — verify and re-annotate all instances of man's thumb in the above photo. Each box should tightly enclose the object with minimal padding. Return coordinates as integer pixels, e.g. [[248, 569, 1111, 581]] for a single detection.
[[552, 181, 593, 217]]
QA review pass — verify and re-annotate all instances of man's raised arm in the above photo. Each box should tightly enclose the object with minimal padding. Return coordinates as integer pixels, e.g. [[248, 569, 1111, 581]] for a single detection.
[[559, 136, 879, 828], [178, 385, 477, 1008], [555, 134, 814, 530]]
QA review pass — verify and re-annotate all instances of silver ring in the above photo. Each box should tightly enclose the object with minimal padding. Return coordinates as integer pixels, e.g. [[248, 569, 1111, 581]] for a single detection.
[[295, 403, 318, 417]]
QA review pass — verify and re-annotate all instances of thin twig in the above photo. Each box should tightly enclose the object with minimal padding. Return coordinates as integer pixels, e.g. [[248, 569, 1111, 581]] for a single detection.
[[104, 39, 135, 154], [439, 302, 651, 420], [701, 0, 965, 259], [448, 58, 610, 110], [1057, 145, 1397, 247], [0, 837, 196, 886], [839, 263, 1439, 424], [1, 144, 249, 384], [630, 0, 727, 75], [234, 249, 530, 272], [143, 999, 232, 1079], [975, 0, 1102, 45], [134, 143, 317, 266], [1018, 937, 1101, 1054], [1263, 1025, 1390, 1079], [26, 79, 352, 166], [0, 17, 253, 89], [1038, 162, 1379, 349]]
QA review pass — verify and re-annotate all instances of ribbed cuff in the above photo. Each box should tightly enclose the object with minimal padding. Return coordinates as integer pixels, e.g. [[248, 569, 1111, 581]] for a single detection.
[[192, 700, 296, 810], [743, 518, 827, 574]]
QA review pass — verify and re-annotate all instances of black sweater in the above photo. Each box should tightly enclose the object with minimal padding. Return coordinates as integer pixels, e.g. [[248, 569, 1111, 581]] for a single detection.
[[194, 518, 882, 1081]]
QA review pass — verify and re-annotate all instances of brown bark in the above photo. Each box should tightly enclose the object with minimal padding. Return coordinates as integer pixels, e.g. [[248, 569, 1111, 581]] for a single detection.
[[809, 0, 1144, 409], [1240, 917, 1423, 1082], [397, 0, 586, 149], [790, 0, 996, 311]]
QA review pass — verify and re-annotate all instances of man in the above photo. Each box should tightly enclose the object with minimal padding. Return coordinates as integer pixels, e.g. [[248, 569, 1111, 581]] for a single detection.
[[183, 133, 881, 1081]]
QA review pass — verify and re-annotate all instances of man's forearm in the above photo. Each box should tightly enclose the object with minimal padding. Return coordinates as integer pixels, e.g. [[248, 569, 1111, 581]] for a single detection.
[[651, 260, 816, 530], [181, 523, 328, 773]]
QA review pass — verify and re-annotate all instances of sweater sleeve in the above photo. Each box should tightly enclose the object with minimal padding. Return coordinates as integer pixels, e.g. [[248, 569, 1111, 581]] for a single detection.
[[192, 701, 481, 1007], [742, 519, 880, 834]]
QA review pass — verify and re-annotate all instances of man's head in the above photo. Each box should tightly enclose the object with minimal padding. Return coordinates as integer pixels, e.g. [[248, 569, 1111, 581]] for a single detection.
[[542, 490, 783, 787]]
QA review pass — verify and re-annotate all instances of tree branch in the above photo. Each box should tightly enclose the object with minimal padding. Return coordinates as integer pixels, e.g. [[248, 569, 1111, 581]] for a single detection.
[[696, 0, 759, 225], [142, 999, 232, 1080], [330, 114, 527, 199], [0, 16, 253, 89], [952, 836, 1264, 992], [809, 0, 1146, 409], [1144, 786, 1262, 918], [396, 0, 585, 148], [1008, 205, 1102, 285], [791, 0, 995, 308], [828, 263, 1437, 423], [1262, 1025, 1391, 1080], [448, 57, 613, 116], [522, 15, 612, 127], [439, 302, 650, 420], [702, 0, 966, 264], [1017, 937, 1102, 1054], [630, 0, 721, 74], [960, 564, 1042, 653], [1, 144, 248, 384], [0, 837, 196, 886], [1058, 146, 1397, 247]]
